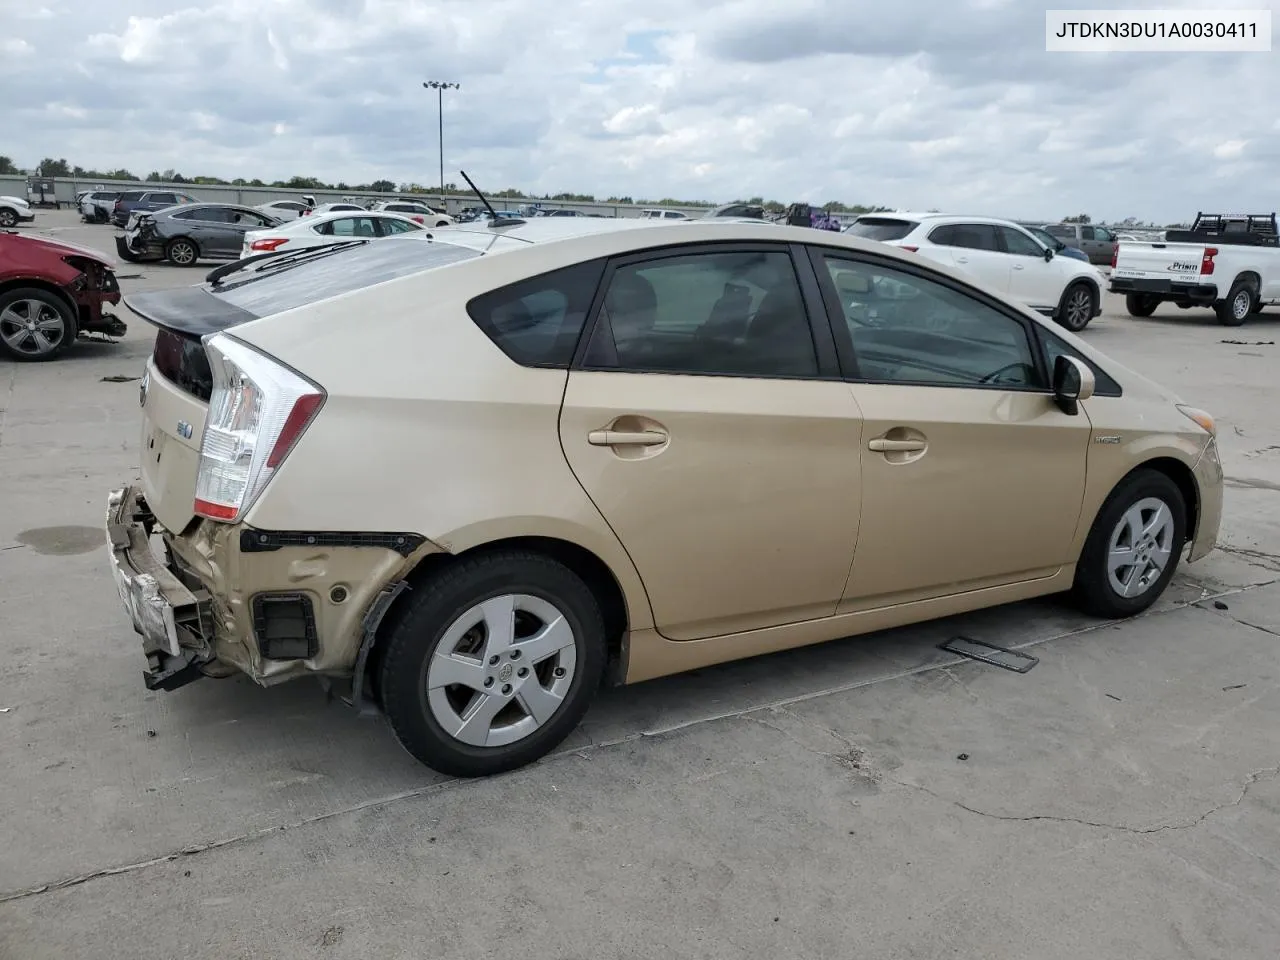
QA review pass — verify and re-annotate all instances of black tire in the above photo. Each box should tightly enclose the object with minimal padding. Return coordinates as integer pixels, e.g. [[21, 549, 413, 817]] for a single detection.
[[379, 550, 607, 777], [1124, 293, 1159, 318], [0, 208, 18, 228], [0, 287, 77, 362], [1214, 279, 1254, 326], [1072, 468, 1187, 619], [165, 237, 199, 266], [1056, 281, 1096, 332]]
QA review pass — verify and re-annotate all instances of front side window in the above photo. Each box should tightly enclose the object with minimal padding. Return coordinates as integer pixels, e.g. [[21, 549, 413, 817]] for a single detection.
[[928, 223, 1000, 252], [318, 216, 379, 237], [378, 217, 422, 235], [149, 193, 178, 205], [584, 249, 818, 378], [466, 260, 606, 367], [820, 253, 1042, 389], [999, 226, 1046, 257]]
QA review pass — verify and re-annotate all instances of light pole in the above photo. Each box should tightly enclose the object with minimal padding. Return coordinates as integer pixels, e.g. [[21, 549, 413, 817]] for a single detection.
[[423, 80, 460, 209]]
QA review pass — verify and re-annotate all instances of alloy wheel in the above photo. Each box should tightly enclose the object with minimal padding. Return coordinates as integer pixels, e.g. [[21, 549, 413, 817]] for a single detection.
[[0, 299, 67, 357], [423, 593, 578, 748], [1066, 288, 1092, 328], [170, 241, 196, 265], [1106, 497, 1175, 599]]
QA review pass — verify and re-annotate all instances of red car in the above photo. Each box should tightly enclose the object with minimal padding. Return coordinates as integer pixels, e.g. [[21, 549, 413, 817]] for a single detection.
[[0, 232, 126, 361]]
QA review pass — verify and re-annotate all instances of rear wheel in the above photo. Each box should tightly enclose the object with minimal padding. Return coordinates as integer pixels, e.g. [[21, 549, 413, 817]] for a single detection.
[[0, 288, 76, 362], [165, 237, 199, 266], [1056, 281, 1096, 332], [1072, 469, 1186, 619], [0, 208, 18, 228], [1215, 280, 1254, 326], [379, 550, 607, 777], [1124, 293, 1159, 318]]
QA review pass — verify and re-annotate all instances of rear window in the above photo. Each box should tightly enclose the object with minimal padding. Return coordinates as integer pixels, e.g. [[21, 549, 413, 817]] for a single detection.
[[466, 260, 606, 367], [212, 238, 481, 317], [844, 218, 918, 241]]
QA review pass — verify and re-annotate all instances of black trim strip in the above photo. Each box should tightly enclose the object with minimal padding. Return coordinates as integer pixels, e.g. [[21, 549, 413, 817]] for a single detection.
[[239, 529, 426, 556]]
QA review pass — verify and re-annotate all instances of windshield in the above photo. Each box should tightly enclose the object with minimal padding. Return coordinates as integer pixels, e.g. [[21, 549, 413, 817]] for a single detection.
[[211, 237, 481, 317], [843, 218, 918, 241]]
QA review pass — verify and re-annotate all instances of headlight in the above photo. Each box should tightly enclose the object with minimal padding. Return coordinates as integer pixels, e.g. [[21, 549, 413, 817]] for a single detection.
[[1176, 405, 1215, 436]]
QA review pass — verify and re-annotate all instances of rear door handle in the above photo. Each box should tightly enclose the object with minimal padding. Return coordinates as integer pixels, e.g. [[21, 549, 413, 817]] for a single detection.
[[588, 429, 668, 447], [868, 438, 927, 452]]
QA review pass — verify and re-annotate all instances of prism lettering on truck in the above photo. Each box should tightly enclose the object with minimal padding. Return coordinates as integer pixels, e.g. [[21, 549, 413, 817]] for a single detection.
[[1110, 212, 1280, 326]]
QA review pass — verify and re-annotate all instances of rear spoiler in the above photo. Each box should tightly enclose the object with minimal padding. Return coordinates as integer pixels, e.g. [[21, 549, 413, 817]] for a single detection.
[[124, 286, 258, 338]]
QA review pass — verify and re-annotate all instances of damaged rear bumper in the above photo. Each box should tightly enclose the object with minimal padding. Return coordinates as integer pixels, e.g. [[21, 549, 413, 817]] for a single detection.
[[106, 486, 213, 691]]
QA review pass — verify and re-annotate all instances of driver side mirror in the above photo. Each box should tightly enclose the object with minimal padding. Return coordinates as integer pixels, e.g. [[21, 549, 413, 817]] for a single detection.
[[1052, 355, 1095, 416], [1043, 245, 1055, 262]]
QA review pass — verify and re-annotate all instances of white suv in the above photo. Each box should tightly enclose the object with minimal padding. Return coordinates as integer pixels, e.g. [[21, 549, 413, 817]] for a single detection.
[[845, 213, 1106, 331]]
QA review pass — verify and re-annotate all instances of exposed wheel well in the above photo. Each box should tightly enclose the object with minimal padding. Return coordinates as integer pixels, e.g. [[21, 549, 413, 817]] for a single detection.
[[1129, 457, 1199, 541], [367, 536, 631, 705], [1231, 271, 1261, 295]]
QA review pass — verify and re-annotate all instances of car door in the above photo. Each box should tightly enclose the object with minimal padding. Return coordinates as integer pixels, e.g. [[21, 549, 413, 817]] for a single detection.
[[925, 223, 1012, 294], [557, 243, 864, 641], [225, 209, 275, 254], [997, 224, 1062, 311], [179, 207, 237, 255], [809, 247, 1092, 611]]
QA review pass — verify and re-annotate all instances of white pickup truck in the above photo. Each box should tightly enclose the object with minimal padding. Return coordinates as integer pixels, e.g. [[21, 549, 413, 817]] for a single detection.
[[1109, 213, 1280, 326]]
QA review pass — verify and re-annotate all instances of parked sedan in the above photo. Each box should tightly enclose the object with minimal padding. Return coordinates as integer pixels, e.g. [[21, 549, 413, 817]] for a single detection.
[[254, 199, 313, 222], [240, 209, 423, 257], [116, 203, 284, 265], [368, 200, 454, 227], [110, 217, 1222, 778], [0, 195, 36, 228], [0, 231, 125, 361], [110, 190, 199, 227]]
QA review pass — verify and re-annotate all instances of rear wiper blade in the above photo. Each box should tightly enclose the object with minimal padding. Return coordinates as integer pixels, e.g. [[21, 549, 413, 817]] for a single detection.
[[205, 239, 369, 287]]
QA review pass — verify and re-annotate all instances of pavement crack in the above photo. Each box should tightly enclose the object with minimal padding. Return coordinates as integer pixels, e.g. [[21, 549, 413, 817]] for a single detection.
[[889, 764, 1279, 836], [1213, 545, 1280, 571]]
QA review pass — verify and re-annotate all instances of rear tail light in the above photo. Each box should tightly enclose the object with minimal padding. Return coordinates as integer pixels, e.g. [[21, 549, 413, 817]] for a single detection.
[[250, 238, 289, 252], [1111, 245, 1118, 268], [193, 335, 325, 523], [412, 215, 425, 223], [900, 245, 919, 253], [1201, 247, 1218, 276]]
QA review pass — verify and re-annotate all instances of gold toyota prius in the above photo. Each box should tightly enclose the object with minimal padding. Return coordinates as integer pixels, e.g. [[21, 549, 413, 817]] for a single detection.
[[106, 216, 1223, 776]]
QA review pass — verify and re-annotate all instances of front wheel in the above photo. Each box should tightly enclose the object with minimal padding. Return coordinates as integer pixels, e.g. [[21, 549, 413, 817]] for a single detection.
[[0, 288, 76, 362], [1072, 469, 1186, 619], [1056, 281, 1096, 332], [1215, 280, 1254, 326], [1125, 293, 1159, 318], [379, 550, 607, 777]]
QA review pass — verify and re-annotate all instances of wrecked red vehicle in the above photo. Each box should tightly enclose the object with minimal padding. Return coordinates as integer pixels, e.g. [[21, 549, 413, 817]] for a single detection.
[[0, 231, 127, 361]]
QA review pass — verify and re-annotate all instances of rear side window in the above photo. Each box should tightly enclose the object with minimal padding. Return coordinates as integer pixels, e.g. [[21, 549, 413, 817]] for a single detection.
[[119, 191, 145, 202], [929, 223, 1000, 252], [844, 218, 918, 241], [467, 260, 606, 368]]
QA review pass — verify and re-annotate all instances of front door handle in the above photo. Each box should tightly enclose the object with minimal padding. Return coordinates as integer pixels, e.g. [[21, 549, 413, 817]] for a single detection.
[[954, 256, 969, 264], [868, 438, 926, 452], [1012, 264, 1025, 270], [588, 429, 668, 447]]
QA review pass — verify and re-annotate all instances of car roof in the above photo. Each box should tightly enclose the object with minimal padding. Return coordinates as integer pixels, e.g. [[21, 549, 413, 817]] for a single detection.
[[157, 202, 259, 215]]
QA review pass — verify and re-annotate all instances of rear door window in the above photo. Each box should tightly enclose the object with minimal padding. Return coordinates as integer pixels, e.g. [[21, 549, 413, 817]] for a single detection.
[[148, 193, 179, 206], [929, 223, 1000, 251]]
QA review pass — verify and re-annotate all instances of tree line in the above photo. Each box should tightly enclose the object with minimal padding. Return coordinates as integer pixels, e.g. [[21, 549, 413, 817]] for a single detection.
[[0, 156, 894, 213]]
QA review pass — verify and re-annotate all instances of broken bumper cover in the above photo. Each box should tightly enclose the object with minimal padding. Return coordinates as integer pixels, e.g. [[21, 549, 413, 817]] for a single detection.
[[105, 486, 212, 691]]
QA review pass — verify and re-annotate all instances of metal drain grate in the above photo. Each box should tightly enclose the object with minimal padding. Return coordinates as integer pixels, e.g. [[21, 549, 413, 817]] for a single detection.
[[940, 636, 1039, 673]]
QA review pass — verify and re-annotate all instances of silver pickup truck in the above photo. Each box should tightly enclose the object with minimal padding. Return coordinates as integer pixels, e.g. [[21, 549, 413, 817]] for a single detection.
[[1109, 213, 1280, 326]]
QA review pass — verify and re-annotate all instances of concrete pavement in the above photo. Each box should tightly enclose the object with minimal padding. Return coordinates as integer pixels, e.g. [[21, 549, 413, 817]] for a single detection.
[[1, 212, 1277, 959]]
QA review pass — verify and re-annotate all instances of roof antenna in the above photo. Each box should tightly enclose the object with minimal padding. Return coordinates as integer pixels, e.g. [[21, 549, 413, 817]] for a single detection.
[[460, 169, 524, 227]]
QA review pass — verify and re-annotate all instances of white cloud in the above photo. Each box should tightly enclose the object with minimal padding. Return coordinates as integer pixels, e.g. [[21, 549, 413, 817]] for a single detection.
[[0, 0, 1277, 222]]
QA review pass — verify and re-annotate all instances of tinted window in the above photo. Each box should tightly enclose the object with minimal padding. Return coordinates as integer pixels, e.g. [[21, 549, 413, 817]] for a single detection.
[[149, 193, 179, 205], [1027, 227, 1062, 249], [821, 254, 1042, 388], [928, 223, 1000, 252], [319, 216, 379, 237], [379, 218, 422, 235], [273, 201, 306, 211], [119, 191, 145, 202], [1079, 226, 1097, 241], [1039, 329, 1122, 397], [999, 226, 1046, 257], [212, 238, 480, 317], [184, 207, 234, 223], [1045, 224, 1074, 239], [467, 260, 606, 368], [844, 218, 918, 241], [584, 250, 818, 378]]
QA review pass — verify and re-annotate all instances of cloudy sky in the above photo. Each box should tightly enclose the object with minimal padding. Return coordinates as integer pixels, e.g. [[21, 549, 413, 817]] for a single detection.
[[1, 0, 1274, 222]]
